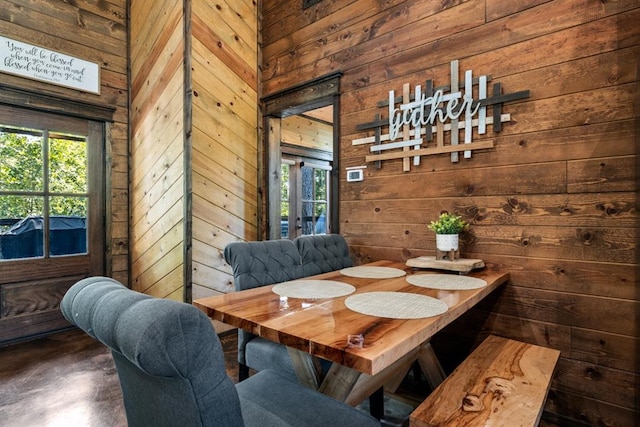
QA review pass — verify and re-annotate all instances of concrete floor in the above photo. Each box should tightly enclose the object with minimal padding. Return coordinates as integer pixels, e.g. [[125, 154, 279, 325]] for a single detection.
[[0, 328, 428, 427], [0, 327, 564, 427]]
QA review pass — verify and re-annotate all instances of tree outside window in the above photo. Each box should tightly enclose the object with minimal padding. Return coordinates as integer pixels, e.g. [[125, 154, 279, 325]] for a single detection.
[[0, 125, 88, 259]]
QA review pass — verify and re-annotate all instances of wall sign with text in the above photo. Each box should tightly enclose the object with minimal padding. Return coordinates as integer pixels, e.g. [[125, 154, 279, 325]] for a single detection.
[[352, 60, 529, 171], [0, 36, 100, 94]]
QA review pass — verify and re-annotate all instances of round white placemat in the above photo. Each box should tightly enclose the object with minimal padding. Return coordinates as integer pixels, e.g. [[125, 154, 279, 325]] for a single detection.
[[340, 266, 407, 279], [272, 280, 356, 299], [345, 291, 448, 319], [406, 274, 487, 290]]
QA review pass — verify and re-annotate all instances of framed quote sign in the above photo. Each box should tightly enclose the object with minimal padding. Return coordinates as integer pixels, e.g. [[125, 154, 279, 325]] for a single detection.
[[0, 35, 100, 94]]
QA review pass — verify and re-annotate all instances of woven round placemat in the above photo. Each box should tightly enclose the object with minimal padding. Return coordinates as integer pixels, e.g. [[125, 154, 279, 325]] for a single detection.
[[406, 274, 487, 290], [340, 266, 407, 279], [272, 280, 356, 299], [345, 291, 448, 319]]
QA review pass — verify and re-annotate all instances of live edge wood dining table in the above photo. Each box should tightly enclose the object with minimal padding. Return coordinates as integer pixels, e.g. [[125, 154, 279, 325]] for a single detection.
[[194, 260, 509, 407]]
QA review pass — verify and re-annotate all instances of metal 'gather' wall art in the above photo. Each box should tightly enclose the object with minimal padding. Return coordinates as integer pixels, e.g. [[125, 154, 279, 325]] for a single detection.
[[352, 60, 530, 172]]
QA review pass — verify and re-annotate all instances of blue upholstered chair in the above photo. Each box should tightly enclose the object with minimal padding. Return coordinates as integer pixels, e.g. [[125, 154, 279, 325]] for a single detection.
[[60, 277, 379, 427], [223, 239, 305, 382], [295, 234, 353, 277]]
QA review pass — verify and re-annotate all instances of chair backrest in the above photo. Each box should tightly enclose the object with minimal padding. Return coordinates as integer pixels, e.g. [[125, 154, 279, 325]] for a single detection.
[[295, 234, 353, 277], [223, 239, 305, 291], [223, 239, 306, 368], [61, 277, 244, 427]]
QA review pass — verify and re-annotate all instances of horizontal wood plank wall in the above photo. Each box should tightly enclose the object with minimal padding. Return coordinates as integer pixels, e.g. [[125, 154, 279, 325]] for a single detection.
[[260, 0, 639, 424], [281, 115, 333, 151], [190, 0, 259, 300], [0, 1, 128, 292], [130, 0, 185, 301]]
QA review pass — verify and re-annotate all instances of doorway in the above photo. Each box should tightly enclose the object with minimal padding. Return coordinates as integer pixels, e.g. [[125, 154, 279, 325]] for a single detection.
[[262, 73, 341, 240], [280, 152, 332, 239], [0, 99, 108, 344]]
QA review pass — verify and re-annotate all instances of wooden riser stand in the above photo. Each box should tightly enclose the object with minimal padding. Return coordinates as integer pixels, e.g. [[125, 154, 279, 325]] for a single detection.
[[435, 248, 459, 261]]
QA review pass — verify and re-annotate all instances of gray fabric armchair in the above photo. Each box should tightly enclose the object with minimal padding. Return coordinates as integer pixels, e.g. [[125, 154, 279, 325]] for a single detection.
[[295, 234, 353, 277], [223, 239, 305, 382], [61, 277, 379, 427]]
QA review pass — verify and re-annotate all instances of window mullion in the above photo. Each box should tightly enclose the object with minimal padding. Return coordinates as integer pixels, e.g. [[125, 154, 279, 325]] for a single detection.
[[42, 130, 50, 258]]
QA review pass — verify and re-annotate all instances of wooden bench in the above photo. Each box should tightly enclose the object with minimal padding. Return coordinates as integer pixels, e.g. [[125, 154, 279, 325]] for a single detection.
[[410, 335, 560, 427]]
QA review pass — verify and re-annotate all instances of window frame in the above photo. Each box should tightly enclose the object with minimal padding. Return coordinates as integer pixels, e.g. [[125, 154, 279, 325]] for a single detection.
[[0, 83, 114, 274], [0, 124, 91, 259]]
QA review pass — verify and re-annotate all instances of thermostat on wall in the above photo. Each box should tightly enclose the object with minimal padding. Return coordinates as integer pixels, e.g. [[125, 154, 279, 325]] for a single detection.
[[346, 166, 365, 182]]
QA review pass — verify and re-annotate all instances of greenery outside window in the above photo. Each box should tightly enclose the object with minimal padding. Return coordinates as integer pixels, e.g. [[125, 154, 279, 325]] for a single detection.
[[0, 125, 88, 260], [280, 156, 330, 239]]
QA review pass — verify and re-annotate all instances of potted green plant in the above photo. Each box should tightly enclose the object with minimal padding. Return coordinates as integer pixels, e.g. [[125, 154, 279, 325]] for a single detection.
[[428, 212, 469, 258]]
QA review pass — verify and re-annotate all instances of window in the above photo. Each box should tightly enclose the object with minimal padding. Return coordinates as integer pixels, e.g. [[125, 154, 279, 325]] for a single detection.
[[0, 125, 88, 259], [300, 161, 329, 235]]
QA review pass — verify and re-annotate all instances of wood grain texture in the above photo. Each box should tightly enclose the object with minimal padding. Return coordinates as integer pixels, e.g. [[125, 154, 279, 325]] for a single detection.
[[261, 0, 639, 423], [410, 335, 560, 427], [281, 115, 333, 151], [189, 0, 259, 299], [195, 260, 509, 375], [129, 0, 185, 298], [129, 0, 258, 299], [406, 257, 485, 273]]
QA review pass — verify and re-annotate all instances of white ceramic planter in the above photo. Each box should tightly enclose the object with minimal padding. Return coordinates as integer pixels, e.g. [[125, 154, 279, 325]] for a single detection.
[[436, 234, 459, 252]]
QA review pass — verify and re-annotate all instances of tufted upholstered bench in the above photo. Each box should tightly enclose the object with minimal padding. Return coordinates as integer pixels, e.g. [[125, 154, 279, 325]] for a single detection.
[[223, 239, 305, 382], [294, 234, 353, 276]]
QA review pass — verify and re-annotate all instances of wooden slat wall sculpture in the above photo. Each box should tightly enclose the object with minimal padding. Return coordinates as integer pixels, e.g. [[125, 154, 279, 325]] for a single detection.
[[260, 0, 639, 425], [0, 1, 129, 282], [352, 59, 529, 171]]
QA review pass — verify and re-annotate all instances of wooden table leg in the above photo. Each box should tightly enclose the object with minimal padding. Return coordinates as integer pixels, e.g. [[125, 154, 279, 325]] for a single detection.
[[417, 341, 446, 389], [289, 342, 445, 406], [345, 347, 419, 406], [318, 363, 362, 401], [287, 347, 324, 389]]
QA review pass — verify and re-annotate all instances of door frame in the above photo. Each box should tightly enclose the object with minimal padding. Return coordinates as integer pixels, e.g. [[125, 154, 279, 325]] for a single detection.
[[0, 83, 114, 344], [262, 72, 342, 240]]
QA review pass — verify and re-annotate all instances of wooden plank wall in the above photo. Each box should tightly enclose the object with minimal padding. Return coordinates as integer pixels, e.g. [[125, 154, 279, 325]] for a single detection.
[[0, 0, 129, 283], [190, 0, 259, 301], [261, 0, 639, 424], [281, 115, 333, 151], [129, 0, 185, 300]]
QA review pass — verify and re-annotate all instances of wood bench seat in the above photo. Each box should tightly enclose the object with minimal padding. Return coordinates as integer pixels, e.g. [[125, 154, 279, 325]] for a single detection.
[[410, 335, 560, 427]]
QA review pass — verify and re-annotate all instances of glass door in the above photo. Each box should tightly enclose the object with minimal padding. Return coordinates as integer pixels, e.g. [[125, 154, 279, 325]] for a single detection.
[[0, 105, 105, 344], [281, 156, 330, 239]]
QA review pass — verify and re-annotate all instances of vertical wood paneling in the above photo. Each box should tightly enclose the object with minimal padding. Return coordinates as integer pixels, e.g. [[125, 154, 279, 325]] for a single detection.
[[130, 0, 185, 297], [261, 0, 639, 424], [190, 0, 259, 296]]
